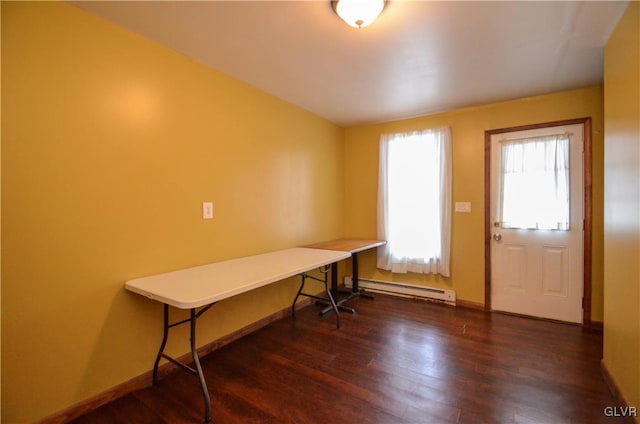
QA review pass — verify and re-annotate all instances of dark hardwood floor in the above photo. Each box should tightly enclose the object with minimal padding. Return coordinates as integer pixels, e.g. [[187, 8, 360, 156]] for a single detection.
[[71, 294, 625, 424]]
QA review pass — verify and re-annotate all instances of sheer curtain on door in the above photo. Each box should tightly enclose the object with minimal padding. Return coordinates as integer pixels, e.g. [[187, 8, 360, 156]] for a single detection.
[[377, 127, 452, 276], [500, 134, 570, 230]]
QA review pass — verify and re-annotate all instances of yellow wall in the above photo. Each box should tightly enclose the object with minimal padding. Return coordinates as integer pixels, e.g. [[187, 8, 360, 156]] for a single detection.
[[344, 86, 605, 319], [603, 1, 640, 411], [1, 2, 344, 422], [1, 2, 618, 422]]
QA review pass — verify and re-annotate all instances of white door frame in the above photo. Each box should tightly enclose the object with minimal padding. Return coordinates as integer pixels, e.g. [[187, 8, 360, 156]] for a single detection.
[[484, 117, 593, 326]]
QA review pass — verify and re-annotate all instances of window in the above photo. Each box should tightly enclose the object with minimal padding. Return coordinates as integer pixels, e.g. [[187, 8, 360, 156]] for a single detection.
[[377, 127, 452, 276], [500, 134, 570, 230]]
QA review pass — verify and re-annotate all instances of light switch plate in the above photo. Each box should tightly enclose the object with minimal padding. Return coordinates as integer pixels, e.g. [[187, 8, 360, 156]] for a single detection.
[[455, 202, 471, 213], [202, 202, 213, 219]]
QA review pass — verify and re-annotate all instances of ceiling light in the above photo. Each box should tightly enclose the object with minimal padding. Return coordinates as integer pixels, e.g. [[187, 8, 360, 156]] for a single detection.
[[332, 0, 386, 29]]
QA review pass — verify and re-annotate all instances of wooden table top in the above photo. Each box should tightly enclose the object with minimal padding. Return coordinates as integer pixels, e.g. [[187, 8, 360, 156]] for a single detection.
[[303, 238, 386, 254]]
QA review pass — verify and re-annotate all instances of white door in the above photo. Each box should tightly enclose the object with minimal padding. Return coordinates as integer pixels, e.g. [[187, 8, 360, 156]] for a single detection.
[[490, 124, 584, 323]]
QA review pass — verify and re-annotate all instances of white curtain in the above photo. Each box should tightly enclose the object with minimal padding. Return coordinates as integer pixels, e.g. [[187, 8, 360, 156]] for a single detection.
[[500, 134, 570, 230], [377, 127, 452, 276]]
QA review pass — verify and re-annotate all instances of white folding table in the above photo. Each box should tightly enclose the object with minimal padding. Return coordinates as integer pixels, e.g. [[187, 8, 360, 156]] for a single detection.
[[125, 247, 350, 423]]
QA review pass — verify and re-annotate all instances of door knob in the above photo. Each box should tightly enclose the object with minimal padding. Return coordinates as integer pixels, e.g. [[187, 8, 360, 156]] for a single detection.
[[493, 233, 502, 242]]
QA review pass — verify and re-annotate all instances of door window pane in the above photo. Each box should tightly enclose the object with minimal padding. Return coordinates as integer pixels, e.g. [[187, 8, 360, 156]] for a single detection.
[[500, 134, 570, 230]]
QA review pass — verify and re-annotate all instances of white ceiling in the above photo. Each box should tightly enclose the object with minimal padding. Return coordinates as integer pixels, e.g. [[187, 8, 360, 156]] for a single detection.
[[73, 1, 628, 127]]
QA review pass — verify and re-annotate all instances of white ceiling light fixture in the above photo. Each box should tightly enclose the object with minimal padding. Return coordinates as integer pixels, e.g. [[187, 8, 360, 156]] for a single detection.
[[332, 0, 386, 29]]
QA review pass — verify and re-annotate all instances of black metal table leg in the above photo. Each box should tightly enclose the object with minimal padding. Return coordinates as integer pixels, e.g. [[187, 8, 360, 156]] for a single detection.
[[331, 260, 339, 298], [324, 265, 341, 328], [190, 309, 212, 424], [153, 304, 170, 386], [292, 263, 345, 327], [152, 304, 213, 424], [339, 251, 375, 304], [320, 261, 356, 315]]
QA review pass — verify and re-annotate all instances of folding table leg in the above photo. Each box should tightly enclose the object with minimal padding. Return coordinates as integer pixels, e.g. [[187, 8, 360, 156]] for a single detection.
[[324, 272, 341, 328], [320, 262, 355, 316], [291, 274, 307, 317], [153, 304, 170, 386], [190, 308, 212, 424], [291, 263, 343, 328], [151, 304, 213, 424]]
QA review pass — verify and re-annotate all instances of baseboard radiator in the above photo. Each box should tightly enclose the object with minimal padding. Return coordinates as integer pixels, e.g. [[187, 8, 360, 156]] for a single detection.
[[344, 276, 456, 305]]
